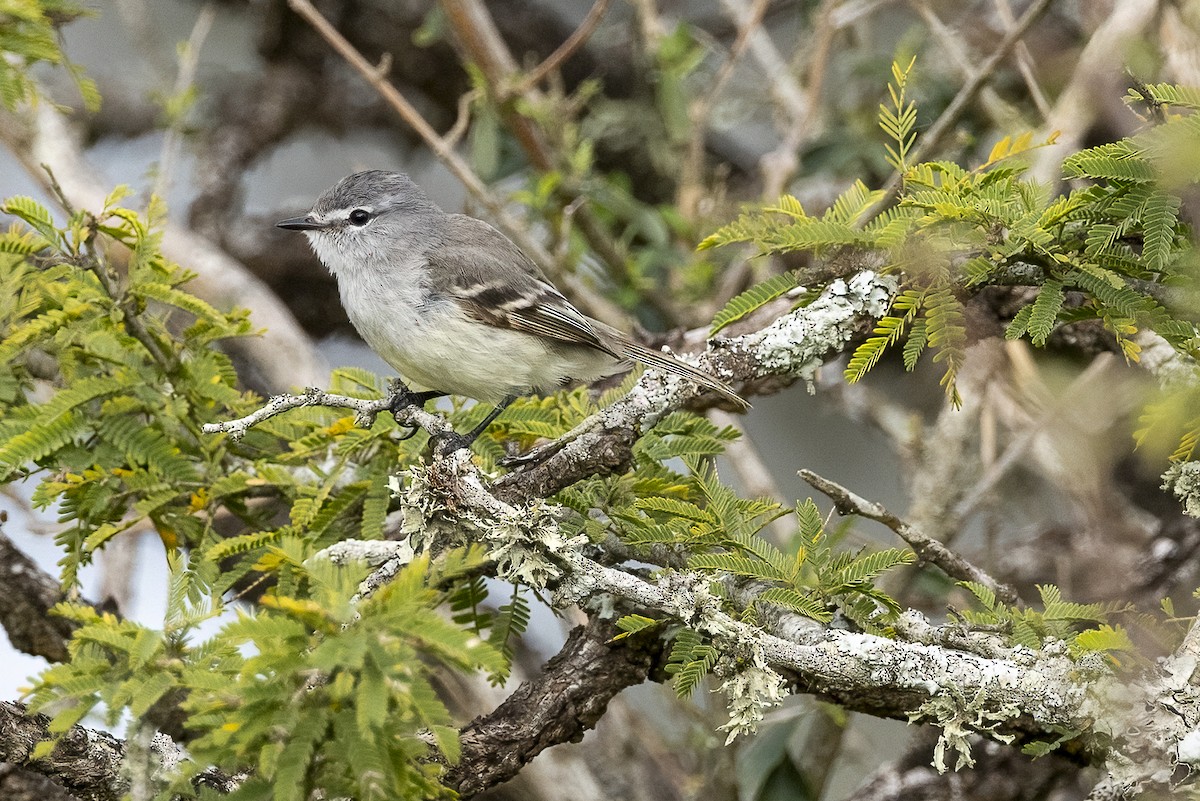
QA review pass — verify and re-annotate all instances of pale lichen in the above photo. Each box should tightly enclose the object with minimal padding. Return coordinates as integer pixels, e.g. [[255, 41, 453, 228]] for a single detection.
[[714, 641, 788, 744], [746, 271, 898, 389], [1163, 461, 1200, 519], [391, 462, 580, 587], [912, 691, 1017, 772]]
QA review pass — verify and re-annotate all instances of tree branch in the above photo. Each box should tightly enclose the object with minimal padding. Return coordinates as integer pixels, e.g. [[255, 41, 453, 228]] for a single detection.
[[505, 0, 612, 98], [445, 615, 664, 797], [0, 527, 79, 663], [798, 469, 1020, 605]]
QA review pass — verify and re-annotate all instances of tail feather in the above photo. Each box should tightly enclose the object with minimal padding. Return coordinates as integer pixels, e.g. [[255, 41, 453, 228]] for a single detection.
[[620, 339, 750, 409]]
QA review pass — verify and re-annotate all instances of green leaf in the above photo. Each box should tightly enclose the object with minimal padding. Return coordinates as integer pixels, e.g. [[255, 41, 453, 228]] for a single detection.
[[1073, 624, 1135, 654], [688, 552, 791, 581], [756, 586, 832, 621], [613, 614, 661, 640], [1141, 189, 1181, 272], [710, 271, 802, 335], [1027, 278, 1064, 347], [2, 195, 62, 246]]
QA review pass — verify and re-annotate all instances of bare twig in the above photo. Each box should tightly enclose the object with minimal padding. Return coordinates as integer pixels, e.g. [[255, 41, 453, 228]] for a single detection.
[[991, 0, 1051, 119], [880, 0, 1055, 200], [799, 468, 1020, 604], [506, 0, 612, 98], [679, 0, 769, 220], [200, 386, 439, 440], [438, 0, 646, 303], [951, 350, 1118, 522], [913, 1, 1025, 129], [151, 2, 215, 203], [442, 87, 481, 149]]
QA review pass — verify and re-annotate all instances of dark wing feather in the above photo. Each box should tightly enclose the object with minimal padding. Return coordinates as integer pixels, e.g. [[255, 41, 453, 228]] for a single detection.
[[429, 216, 618, 355], [428, 215, 748, 408]]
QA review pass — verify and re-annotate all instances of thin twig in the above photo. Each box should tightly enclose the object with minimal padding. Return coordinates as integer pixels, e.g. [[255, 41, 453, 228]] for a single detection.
[[879, 0, 1055, 201], [200, 386, 449, 441], [679, 0, 769, 220], [799, 468, 1020, 604], [438, 0, 646, 309], [991, 0, 1052, 119], [443, 87, 480, 149], [151, 1, 216, 203], [951, 351, 1117, 522], [506, 0, 612, 97]]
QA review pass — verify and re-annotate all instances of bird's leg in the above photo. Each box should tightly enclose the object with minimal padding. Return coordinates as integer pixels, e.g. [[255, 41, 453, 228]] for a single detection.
[[435, 395, 516, 455], [386, 379, 446, 440]]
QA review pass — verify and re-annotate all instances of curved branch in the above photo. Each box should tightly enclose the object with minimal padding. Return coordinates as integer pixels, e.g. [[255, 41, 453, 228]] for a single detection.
[[798, 469, 1020, 604], [506, 0, 612, 98], [0, 528, 79, 663], [445, 615, 663, 797]]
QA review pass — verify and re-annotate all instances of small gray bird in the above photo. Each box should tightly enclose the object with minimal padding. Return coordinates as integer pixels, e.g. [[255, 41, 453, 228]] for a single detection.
[[277, 170, 747, 447]]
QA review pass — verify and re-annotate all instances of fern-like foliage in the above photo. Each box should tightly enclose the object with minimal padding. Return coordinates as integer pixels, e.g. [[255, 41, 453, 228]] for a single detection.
[[880, 56, 918, 173], [665, 627, 719, 697], [700, 64, 1200, 454], [0, 1, 98, 111], [710, 270, 803, 334], [957, 582, 1137, 665]]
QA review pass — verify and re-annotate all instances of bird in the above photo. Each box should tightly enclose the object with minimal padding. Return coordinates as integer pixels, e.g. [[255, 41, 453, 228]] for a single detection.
[[276, 170, 747, 449]]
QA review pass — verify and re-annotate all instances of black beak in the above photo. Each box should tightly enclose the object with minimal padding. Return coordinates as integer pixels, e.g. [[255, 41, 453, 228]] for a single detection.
[[276, 215, 325, 231]]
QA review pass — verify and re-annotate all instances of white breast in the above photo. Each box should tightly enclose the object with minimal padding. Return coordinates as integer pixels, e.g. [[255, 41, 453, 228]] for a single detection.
[[316, 240, 618, 403]]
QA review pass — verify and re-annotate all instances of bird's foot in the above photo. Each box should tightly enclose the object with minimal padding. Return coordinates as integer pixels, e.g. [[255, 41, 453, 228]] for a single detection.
[[385, 381, 444, 440], [433, 430, 478, 457]]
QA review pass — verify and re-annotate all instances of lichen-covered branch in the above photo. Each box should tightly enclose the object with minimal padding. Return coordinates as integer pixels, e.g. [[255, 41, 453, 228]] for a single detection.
[[200, 387, 399, 438]]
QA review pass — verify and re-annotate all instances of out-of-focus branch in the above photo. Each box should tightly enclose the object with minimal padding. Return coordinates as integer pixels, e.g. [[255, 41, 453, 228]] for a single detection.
[[991, 0, 1052, 118], [678, 0, 769, 221], [1029, 0, 1160, 184], [798, 469, 1020, 604], [846, 729, 1084, 801], [437, 0, 650, 313], [881, 0, 1056, 200], [913, 1, 1033, 129], [0, 527, 78, 663], [151, 2, 215, 203], [505, 0, 612, 98], [445, 615, 663, 798]]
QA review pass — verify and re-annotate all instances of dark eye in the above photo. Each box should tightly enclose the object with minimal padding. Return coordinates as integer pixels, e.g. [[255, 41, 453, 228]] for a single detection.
[[348, 208, 371, 225]]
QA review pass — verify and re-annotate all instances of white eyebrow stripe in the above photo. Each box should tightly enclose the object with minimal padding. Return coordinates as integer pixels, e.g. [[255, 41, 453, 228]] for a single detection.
[[320, 207, 371, 223]]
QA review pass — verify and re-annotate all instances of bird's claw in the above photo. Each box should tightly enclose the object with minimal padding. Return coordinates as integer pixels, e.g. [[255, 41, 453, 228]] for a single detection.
[[434, 431, 473, 457]]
